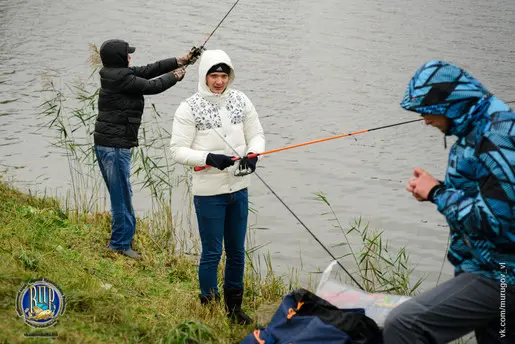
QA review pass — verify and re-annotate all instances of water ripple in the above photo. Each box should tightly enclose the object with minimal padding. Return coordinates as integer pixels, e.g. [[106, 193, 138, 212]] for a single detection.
[[0, 0, 514, 291]]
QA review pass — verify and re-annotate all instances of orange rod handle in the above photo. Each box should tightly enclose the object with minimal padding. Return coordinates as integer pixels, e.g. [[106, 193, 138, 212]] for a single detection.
[[192, 131, 367, 172]]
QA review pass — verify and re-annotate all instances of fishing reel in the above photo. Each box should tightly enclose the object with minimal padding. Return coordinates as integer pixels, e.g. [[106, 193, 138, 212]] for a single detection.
[[234, 156, 255, 177], [187, 46, 205, 65]]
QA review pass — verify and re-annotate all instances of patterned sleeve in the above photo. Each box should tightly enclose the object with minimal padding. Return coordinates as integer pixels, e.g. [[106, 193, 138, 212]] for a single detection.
[[433, 118, 515, 239]]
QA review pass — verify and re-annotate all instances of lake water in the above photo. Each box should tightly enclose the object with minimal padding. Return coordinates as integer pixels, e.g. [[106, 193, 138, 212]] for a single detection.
[[1, 0, 514, 301]]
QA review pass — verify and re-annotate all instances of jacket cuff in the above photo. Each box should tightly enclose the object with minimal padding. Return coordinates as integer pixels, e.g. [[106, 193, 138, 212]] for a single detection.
[[164, 57, 179, 71], [172, 57, 180, 69], [428, 183, 444, 203], [169, 72, 178, 85]]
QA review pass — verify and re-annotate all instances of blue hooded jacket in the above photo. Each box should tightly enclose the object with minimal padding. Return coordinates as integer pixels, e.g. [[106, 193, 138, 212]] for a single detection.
[[401, 60, 515, 285]]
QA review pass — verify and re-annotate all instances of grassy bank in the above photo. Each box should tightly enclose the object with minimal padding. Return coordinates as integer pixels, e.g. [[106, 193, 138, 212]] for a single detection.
[[0, 45, 428, 343], [0, 181, 287, 343]]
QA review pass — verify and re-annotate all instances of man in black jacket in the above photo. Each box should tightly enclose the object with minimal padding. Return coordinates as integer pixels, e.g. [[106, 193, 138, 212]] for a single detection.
[[94, 39, 200, 259]]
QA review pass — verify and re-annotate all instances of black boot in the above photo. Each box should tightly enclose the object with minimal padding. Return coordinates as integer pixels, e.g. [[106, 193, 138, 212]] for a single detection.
[[199, 293, 220, 306], [224, 288, 253, 325]]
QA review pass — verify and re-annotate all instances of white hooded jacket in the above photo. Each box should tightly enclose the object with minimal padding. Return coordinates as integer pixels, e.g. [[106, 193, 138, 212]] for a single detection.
[[169, 50, 266, 196]]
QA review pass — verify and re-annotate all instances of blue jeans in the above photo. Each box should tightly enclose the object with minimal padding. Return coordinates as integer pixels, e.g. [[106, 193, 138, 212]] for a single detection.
[[194, 188, 249, 297], [94, 145, 136, 251]]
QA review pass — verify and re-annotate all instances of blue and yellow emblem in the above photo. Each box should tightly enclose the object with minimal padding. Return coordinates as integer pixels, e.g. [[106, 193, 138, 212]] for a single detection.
[[16, 278, 66, 328]]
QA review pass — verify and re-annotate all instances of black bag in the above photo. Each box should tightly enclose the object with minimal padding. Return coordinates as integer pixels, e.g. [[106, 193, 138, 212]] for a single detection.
[[240, 288, 383, 344]]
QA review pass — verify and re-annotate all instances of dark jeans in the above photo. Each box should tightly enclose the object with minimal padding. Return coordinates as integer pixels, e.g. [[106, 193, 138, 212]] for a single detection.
[[94, 145, 136, 251], [384, 272, 515, 343], [194, 188, 249, 297]]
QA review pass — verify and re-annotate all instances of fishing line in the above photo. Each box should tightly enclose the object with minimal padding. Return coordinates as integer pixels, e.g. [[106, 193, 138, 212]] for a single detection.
[[436, 235, 450, 286], [202, 119, 425, 289], [210, 129, 366, 290], [252, 171, 366, 290]]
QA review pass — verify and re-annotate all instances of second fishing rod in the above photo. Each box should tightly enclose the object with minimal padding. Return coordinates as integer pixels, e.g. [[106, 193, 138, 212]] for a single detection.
[[194, 118, 424, 171], [205, 118, 423, 290], [185, 0, 242, 66]]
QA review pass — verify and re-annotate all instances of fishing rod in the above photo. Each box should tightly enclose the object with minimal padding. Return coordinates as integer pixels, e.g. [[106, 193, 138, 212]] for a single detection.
[[194, 118, 424, 171], [187, 0, 242, 64], [210, 128, 366, 290], [201, 0, 242, 48]]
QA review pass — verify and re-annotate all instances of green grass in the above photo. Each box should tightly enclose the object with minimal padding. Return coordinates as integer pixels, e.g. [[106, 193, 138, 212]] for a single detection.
[[0, 182, 287, 343], [0, 44, 438, 343]]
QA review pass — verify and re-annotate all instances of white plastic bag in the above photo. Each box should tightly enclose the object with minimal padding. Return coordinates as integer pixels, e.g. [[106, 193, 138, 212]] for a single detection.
[[315, 260, 411, 327]]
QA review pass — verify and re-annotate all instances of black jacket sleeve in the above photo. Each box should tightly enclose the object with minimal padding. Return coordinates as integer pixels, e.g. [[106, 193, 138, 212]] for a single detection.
[[130, 58, 179, 79], [120, 72, 178, 95]]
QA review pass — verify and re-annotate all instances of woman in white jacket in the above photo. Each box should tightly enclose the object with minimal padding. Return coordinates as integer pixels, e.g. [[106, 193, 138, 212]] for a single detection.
[[169, 49, 265, 324]]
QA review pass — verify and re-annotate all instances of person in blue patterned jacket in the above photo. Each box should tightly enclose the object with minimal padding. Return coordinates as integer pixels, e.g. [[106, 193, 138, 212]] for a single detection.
[[383, 60, 515, 343]]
